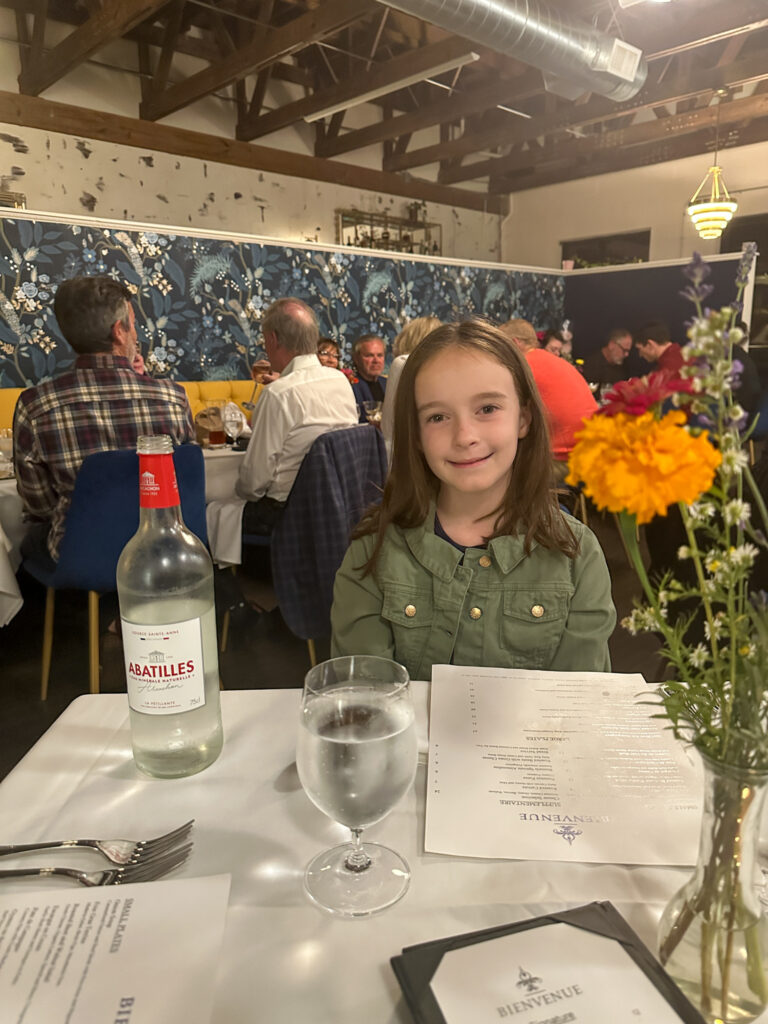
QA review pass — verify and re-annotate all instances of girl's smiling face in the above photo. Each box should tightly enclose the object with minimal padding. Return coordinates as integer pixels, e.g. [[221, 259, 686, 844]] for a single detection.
[[415, 348, 531, 511]]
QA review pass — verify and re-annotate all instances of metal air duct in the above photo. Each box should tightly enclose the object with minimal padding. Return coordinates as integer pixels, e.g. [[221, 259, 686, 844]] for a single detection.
[[378, 0, 647, 101]]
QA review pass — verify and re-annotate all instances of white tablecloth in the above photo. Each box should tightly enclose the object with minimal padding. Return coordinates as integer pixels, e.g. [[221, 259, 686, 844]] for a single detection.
[[0, 686, 697, 1024], [0, 476, 25, 625], [202, 447, 245, 503], [203, 448, 247, 565]]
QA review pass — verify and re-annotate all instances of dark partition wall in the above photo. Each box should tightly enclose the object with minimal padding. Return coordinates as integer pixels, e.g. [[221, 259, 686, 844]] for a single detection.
[[565, 256, 744, 373]]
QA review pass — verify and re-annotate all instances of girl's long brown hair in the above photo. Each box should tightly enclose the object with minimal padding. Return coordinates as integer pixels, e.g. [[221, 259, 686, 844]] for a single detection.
[[355, 320, 579, 574]]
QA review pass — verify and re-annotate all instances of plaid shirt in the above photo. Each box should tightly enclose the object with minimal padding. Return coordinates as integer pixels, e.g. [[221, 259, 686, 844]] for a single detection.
[[13, 352, 195, 559]]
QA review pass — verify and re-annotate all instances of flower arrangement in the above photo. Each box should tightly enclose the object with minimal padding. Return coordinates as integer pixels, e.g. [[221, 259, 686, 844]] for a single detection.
[[568, 245, 768, 1022], [568, 245, 767, 763]]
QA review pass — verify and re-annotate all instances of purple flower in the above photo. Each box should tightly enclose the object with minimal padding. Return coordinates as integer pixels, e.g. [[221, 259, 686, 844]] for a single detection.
[[683, 252, 710, 283], [680, 283, 714, 304], [735, 243, 757, 287], [681, 253, 714, 304]]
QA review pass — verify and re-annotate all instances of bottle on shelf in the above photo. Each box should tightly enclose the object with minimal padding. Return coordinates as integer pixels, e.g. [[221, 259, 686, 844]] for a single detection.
[[117, 435, 223, 778]]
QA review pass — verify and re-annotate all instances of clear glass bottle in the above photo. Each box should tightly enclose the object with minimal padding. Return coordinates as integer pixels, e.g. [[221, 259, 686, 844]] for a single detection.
[[117, 435, 223, 778]]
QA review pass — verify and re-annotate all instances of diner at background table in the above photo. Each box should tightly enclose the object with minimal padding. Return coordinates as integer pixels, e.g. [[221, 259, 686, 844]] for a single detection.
[[0, 686, 715, 1024]]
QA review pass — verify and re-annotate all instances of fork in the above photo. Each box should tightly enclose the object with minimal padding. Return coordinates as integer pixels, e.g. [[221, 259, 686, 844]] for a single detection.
[[0, 842, 192, 887], [0, 819, 194, 866]]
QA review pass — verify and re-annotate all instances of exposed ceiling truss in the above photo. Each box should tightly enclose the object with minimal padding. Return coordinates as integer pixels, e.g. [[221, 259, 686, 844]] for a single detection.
[[2, 0, 767, 212]]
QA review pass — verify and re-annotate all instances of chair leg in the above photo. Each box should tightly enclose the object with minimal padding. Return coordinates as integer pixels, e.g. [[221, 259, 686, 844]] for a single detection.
[[220, 610, 230, 654], [40, 588, 55, 701], [88, 591, 100, 694], [307, 638, 317, 667], [578, 491, 588, 527]]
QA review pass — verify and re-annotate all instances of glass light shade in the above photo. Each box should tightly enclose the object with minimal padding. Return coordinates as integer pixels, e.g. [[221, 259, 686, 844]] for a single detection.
[[687, 165, 738, 240]]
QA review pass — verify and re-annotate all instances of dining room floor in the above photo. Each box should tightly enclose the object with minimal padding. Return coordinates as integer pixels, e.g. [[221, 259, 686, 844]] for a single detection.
[[0, 509, 664, 782]]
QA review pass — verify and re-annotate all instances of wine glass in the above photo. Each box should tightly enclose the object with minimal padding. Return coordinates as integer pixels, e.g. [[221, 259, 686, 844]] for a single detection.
[[222, 405, 243, 445], [362, 400, 383, 426], [296, 655, 417, 917]]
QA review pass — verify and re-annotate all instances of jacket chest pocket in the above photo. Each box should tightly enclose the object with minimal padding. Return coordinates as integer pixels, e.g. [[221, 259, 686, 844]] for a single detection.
[[381, 585, 435, 670], [500, 590, 570, 669]]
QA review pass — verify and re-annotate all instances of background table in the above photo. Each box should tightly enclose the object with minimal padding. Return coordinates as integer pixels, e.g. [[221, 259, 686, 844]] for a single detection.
[[203, 447, 245, 502], [0, 476, 26, 625], [0, 687, 698, 1024]]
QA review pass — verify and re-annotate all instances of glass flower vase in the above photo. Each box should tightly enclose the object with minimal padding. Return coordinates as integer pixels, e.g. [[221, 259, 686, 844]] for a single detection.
[[658, 751, 768, 1023]]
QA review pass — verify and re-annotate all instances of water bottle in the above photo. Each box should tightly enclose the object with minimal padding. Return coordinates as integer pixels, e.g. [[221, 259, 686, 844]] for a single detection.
[[117, 435, 223, 778]]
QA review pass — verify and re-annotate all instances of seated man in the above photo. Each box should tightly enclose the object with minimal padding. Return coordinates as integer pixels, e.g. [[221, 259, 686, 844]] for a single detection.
[[582, 328, 633, 388], [13, 275, 194, 565], [499, 318, 597, 482], [350, 334, 386, 420], [635, 321, 684, 373], [235, 297, 358, 535]]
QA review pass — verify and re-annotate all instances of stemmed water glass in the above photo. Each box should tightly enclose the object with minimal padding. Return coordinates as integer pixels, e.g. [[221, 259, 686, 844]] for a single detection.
[[222, 405, 244, 445], [296, 655, 417, 917]]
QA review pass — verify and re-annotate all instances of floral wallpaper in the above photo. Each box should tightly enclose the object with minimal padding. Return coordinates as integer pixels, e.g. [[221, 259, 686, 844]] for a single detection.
[[0, 214, 564, 387]]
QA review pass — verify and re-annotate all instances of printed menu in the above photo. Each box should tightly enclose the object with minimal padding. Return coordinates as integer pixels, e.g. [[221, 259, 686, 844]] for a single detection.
[[0, 873, 230, 1023], [425, 666, 701, 864]]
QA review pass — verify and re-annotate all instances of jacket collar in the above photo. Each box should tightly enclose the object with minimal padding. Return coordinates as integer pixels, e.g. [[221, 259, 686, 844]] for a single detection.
[[401, 503, 534, 579]]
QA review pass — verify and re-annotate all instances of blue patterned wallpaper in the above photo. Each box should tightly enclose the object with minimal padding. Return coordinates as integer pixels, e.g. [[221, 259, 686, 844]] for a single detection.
[[0, 214, 564, 388]]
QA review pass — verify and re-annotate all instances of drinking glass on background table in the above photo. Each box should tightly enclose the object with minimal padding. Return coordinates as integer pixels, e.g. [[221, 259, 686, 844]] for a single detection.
[[296, 655, 417, 917], [0, 429, 12, 461], [206, 402, 227, 448], [362, 400, 383, 426], [222, 405, 244, 444]]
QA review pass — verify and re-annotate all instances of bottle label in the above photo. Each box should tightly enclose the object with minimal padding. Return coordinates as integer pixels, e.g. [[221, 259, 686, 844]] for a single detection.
[[122, 617, 206, 715], [139, 453, 180, 509]]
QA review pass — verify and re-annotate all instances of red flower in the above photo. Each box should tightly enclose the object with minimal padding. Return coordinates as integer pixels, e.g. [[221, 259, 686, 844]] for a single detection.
[[340, 367, 359, 384], [599, 370, 693, 418]]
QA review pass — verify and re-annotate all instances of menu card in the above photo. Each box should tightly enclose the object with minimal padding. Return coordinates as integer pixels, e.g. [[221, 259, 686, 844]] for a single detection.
[[0, 873, 230, 1023], [391, 902, 706, 1024], [426, 666, 701, 864]]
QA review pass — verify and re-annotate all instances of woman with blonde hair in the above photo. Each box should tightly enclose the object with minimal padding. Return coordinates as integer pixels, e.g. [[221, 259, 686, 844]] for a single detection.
[[381, 316, 441, 445]]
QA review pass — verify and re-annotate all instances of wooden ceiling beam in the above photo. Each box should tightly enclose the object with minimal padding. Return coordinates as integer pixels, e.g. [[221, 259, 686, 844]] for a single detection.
[[17, 0, 169, 96], [237, 35, 478, 142], [0, 90, 505, 214], [484, 91, 768, 190], [639, 0, 768, 60], [153, 0, 186, 96], [140, 0, 376, 122], [316, 67, 543, 159], [493, 114, 768, 193], [397, 48, 768, 178]]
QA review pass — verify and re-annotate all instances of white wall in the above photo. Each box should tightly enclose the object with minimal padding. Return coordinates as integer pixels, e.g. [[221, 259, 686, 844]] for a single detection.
[[501, 142, 768, 266], [0, 13, 501, 261]]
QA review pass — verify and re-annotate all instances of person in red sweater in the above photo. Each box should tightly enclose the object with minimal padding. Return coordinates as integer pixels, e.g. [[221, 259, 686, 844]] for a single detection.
[[635, 321, 684, 372], [499, 318, 597, 482]]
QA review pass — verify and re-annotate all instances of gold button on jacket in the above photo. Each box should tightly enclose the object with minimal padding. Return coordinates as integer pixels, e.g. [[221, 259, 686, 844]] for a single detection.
[[478, 555, 492, 568], [469, 606, 483, 620], [404, 604, 417, 618], [531, 604, 545, 618]]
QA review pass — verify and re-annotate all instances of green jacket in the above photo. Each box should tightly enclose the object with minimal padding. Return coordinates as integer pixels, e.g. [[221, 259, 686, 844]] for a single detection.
[[331, 514, 616, 680]]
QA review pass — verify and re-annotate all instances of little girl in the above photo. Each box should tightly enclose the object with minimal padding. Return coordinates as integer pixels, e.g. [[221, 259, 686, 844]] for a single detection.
[[331, 321, 615, 679]]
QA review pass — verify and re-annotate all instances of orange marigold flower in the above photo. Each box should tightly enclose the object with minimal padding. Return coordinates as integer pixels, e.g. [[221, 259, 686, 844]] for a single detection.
[[566, 410, 721, 524]]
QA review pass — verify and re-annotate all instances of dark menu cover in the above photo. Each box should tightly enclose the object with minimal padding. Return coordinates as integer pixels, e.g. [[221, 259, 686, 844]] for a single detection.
[[391, 901, 706, 1024]]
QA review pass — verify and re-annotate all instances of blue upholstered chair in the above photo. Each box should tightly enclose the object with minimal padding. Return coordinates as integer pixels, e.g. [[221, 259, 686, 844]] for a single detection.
[[270, 424, 387, 665], [23, 445, 207, 699]]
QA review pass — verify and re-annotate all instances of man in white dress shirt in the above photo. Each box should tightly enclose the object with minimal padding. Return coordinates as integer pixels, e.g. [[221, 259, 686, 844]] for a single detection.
[[236, 297, 358, 536]]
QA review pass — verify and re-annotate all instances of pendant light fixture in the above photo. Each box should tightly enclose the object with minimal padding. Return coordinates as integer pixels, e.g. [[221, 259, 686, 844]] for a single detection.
[[687, 91, 737, 240]]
